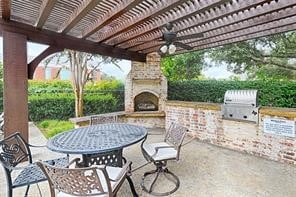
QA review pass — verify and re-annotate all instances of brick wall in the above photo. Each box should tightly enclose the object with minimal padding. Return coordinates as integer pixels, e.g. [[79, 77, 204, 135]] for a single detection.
[[166, 101, 296, 165], [33, 67, 45, 80], [51, 67, 60, 80]]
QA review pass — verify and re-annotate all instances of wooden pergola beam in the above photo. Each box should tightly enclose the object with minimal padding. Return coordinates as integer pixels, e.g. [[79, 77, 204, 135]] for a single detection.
[[59, 0, 102, 33], [95, 0, 189, 43], [82, 0, 142, 38], [176, 23, 296, 55], [28, 46, 64, 79], [187, 17, 296, 50], [1, 0, 10, 20], [35, 0, 57, 29], [119, 0, 272, 49], [113, 0, 229, 46], [132, 4, 296, 52], [0, 19, 146, 62], [176, 1, 296, 41], [143, 17, 296, 54]]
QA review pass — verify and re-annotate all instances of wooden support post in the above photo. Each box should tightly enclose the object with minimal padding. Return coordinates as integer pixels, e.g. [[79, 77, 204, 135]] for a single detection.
[[3, 31, 28, 141]]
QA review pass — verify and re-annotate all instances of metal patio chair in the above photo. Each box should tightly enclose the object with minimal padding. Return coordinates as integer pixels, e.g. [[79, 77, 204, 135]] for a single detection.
[[0, 112, 4, 137], [36, 158, 132, 197], [90, 114, 118, 125], [141, 123, 188, 196], [0, 132, 69, 197]]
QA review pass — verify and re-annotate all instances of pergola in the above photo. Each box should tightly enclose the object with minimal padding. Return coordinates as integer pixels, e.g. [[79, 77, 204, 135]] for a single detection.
[[0, 0, 295, 141]]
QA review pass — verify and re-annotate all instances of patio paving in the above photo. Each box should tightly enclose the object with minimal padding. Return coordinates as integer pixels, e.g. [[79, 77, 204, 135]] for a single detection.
[[0, 123, 295, 197]]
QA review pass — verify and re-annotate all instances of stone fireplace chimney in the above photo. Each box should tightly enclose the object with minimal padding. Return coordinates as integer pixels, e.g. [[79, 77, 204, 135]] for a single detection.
[[125, 52, 167, 113]]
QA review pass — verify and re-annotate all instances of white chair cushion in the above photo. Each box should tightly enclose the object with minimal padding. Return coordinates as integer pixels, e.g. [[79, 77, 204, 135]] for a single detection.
[[57, 166, 123, 197], [143, 142, 177, 161]]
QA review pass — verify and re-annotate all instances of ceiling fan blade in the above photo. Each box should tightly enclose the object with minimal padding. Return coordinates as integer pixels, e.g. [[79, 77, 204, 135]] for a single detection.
[[175, 33, 203, 41], [174, 42, 193, 50]]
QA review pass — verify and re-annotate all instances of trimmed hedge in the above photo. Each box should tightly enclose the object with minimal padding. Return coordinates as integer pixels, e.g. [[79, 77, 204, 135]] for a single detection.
[[168, 80, 296, 108], [29, 93, 119, 121], [28, 80, 124, 94], [27, 80, 125, 116], [0, 80, 124, 121]]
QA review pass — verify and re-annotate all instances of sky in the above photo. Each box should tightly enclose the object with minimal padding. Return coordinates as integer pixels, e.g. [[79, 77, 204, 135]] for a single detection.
[[0, 37, 233, 80]]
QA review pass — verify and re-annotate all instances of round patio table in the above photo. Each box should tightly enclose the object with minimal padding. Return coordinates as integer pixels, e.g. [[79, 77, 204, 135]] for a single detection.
[[47, 123, 147, 164], [47, 123, 147, 197]]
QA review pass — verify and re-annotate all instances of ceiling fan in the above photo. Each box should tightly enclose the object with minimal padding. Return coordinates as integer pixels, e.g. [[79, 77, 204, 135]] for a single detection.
[[157, 22, 204, 55]]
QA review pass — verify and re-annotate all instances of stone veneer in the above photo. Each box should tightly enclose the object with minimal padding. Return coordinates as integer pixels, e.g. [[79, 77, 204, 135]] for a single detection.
[[125, 52, 167, 113], [166, 100, 296, 165]]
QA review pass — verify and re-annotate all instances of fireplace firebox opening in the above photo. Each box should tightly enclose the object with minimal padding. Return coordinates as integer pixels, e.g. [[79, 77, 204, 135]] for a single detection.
[[134, 92, 159, 112]]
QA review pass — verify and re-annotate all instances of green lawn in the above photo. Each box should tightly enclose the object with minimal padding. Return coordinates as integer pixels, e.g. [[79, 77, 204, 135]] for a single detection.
[[37, 119, 74, 139]]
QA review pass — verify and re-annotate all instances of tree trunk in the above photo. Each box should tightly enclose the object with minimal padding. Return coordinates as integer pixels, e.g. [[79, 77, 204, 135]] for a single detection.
[[75, 88, 84, 117]]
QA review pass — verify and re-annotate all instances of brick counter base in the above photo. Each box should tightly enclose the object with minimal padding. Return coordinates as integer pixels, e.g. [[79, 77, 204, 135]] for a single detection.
[[166, 101, 296, 165]]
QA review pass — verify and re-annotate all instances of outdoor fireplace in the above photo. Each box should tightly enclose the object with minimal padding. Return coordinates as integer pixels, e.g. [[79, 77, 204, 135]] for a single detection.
[[134, 92, 159, 112], [125, 52, 167, 113]]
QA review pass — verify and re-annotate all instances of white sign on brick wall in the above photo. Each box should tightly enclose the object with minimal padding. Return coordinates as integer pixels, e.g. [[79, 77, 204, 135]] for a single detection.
[[263, 118, 295, 138]]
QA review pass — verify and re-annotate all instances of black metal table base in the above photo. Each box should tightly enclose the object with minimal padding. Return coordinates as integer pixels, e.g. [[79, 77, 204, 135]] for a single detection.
[[141, 161, 180, 196]]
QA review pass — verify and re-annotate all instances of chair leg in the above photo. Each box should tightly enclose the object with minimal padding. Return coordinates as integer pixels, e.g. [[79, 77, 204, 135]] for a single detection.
[[126, 176, 138, 197], [148, 170, 160, 193], [7, 188, 13, 197], [141, 161, 180, 196], [24, 185, 30, 197]]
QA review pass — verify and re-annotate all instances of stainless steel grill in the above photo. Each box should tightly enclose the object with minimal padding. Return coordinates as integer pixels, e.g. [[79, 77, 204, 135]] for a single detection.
[[222, 90, 259, 123]]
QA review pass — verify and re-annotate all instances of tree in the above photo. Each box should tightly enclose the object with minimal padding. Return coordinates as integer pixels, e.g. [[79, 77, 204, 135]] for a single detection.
[[45, 50, 119, 117], [208, 31, 296, 80], [101, 73, 116, 81], [0, 62, 3, 81], [161, 51, 205, 80]]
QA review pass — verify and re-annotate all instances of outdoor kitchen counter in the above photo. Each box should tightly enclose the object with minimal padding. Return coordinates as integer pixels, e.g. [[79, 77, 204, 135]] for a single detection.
[[166, 101, 296, 119], [166, 100, 221, 111]]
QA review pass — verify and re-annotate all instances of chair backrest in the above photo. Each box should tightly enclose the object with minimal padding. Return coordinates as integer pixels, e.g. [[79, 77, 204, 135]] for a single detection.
[[90, 115, 118, 125], [36, 161, 112, 197], [0, 132, 32, 170], [0, 112, 4, 131], [164, 123, 188, 159]]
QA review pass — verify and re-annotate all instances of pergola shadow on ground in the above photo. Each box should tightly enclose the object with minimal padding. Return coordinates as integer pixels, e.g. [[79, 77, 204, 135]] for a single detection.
[[1, 0, 296, 141], [1, 123, 295, 197]]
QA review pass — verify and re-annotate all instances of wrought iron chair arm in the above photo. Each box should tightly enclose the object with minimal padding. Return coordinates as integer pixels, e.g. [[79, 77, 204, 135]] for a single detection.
[[151, 145, 175, 157], [6, 165, 31, 171], [27, 143, 47, 148], [154, 145, 175, 151], [109, 161, 132, 182]]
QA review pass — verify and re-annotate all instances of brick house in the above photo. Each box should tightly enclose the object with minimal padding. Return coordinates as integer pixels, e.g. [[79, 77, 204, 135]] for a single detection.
[[33, 64, 101, 81]]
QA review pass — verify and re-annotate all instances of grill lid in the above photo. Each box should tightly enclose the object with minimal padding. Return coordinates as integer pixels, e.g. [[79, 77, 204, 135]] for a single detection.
[[224, 90, 258, 106]]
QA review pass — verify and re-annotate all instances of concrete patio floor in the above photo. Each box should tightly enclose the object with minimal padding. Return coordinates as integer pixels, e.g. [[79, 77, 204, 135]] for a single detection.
[[1, 123, 295, 197]]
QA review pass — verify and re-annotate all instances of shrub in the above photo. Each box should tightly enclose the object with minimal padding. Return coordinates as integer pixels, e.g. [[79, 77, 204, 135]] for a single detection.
[[29, 94, 75, 121], [29, 93, 120, 121], [83, 94, 120, 116], [29, 80, 73, 94], [0, 80, 124, 118], [27, 80, 124, 114], [37, 120, 74, 139], [28, 80, 124, 94], [168, 80, 296, 108], [85, 80, 124, 91]]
